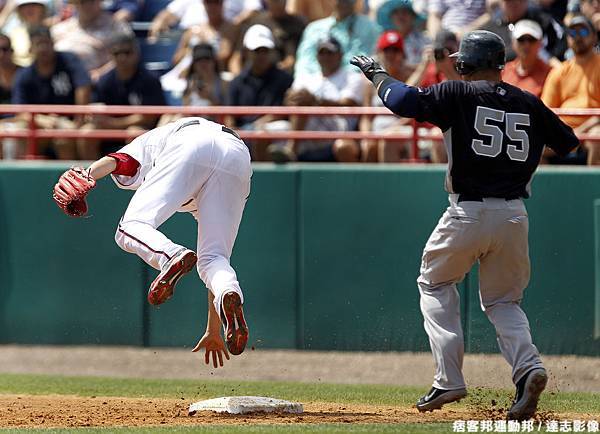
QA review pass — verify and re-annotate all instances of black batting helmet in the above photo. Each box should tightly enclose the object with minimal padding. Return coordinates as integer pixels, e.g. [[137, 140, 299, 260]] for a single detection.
[[450, 30, 506, 75]]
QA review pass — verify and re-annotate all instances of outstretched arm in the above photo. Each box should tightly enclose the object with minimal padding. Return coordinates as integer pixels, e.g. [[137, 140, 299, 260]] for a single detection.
[[192, 291, 230, 368], [350, 55, 421, 118], [88, 153, 140, 181], [88, 156, 117, 180]]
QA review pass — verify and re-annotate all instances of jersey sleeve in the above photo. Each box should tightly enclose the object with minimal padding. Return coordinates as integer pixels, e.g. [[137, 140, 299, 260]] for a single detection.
[[411, 81, 465, 130], [109, 131, 151, 190], [536, 100, 580, 156]]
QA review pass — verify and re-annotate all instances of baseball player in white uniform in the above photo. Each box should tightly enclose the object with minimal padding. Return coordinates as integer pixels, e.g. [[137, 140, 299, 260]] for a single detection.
[[53, 117, 251, 366]]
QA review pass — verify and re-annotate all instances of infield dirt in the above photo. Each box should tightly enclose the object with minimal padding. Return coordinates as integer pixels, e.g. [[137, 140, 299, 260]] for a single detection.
[[0, 346, 598, 429], [2, 394, 598, 429]]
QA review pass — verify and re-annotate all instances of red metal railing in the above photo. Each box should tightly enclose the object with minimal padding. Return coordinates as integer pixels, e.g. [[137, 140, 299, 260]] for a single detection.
[[0, 105, 599, 160]]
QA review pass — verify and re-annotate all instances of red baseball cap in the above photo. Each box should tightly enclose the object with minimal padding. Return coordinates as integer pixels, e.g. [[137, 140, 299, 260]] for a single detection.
[[377, 30, 405, 53]]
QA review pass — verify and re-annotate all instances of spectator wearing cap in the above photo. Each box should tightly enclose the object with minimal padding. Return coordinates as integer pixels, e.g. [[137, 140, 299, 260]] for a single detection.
[[294, 0, 380, 77], [11, 25, 91, 159], [0, 0, 48, 66], [270, 35, 364, 162], [478, 0, 567, 66], [77, 32, 165, 160], [51, 0, 132, 82], [415, 29, 460, 87], [359, 29, 408, 162], [426, 0, 486, 39], [542, 15, 600, 165], [183, 43, 228, 106], [400, 29, 460, 163], [566, 0, 600, 50], [359, 29, 457, 162], [149, 0, 262, 40], [376, 0, 430, 69], [226, 24, 293, 160], [232, 0, 306, 73], [502, 19, 551, 97]]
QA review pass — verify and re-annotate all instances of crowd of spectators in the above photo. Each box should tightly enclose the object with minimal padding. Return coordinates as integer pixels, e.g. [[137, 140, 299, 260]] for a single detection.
[[0, 0, 599, 164]]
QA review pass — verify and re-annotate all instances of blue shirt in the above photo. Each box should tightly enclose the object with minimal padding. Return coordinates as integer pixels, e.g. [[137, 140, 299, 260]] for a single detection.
[[12, 52, 91, 104], [294, 14, 381, 77], [94, 66, 166, 106]]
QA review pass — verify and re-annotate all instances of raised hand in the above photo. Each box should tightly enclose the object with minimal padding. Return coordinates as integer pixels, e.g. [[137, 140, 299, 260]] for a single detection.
[[350, 55, 387, 81]]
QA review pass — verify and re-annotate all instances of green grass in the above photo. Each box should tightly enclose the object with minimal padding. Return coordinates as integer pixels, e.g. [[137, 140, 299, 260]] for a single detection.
[[1, 374, 598, 414], [0, 374, 598, 433]]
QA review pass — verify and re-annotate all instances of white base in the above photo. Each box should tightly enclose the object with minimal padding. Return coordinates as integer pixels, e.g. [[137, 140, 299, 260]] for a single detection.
[[188, 396, 304, 415]]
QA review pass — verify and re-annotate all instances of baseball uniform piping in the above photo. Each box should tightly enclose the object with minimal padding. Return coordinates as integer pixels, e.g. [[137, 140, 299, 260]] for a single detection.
[[117, 225, 172, 260]]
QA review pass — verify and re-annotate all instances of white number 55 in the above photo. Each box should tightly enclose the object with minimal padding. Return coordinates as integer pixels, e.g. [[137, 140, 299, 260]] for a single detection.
[[472, 106, 530, 162]]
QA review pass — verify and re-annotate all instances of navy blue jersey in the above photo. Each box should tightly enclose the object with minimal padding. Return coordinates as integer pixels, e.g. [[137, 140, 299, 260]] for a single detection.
[[12, 52, 90, 105], [403, 80, 578, 198], [94, 66, 166, 106]]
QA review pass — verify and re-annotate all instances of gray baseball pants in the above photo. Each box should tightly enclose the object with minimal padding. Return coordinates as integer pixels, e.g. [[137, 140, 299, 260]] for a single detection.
[[417, 194, 544, 390]]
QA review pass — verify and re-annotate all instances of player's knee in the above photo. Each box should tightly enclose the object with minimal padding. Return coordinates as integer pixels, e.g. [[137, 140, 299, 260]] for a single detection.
[[333, 139, 360, 162]]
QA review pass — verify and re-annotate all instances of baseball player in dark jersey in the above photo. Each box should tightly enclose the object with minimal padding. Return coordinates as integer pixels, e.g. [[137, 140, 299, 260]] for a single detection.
[[351, 30, 579, 421]]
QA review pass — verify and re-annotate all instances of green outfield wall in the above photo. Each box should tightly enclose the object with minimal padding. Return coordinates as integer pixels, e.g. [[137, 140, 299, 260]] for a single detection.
[[0, 163, 599, 356]]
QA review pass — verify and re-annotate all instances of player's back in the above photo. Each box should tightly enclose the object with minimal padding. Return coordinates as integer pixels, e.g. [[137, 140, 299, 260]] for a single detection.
[[415, 80, 578, 198]]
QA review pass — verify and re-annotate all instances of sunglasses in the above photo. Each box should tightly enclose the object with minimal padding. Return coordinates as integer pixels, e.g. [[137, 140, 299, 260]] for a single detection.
[[517, 36, 537, 43], [567, 27, 591, 38], [0, 46, 10, 52]]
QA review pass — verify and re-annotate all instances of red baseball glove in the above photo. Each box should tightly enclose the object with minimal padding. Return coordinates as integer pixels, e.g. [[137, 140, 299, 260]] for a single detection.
[[52, 167, 96, 217]]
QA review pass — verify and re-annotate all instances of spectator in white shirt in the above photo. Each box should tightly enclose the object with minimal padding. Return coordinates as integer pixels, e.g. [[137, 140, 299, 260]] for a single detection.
[[270, 36, 365, 162]]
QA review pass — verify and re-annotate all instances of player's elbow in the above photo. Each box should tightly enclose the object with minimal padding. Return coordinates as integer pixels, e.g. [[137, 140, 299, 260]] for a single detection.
[[378, 80, 419, 118]]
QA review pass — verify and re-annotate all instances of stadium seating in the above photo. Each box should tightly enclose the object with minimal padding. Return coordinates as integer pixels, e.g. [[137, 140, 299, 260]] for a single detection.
[[138, 37, 180, 74]]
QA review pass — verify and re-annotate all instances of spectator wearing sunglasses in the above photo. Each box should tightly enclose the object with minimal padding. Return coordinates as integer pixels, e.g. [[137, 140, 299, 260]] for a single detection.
[[78, 32, 165, 160], [541, 15, 600, 165], [502, 19, 551, 97]]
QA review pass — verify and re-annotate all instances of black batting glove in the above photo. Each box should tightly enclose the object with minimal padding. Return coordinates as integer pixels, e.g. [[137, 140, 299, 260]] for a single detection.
[[350, 55, 387, 82]]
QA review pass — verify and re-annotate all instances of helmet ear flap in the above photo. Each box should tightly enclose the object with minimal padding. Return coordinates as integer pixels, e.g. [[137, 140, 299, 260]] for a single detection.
[[454, 60, 475, 75]]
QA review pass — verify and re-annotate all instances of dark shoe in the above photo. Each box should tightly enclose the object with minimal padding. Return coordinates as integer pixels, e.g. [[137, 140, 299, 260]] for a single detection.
[[416, 387, 467, 412], [221, 291, 248, 355], [147, 249, 197, 305], [507, 368, 548, 421]]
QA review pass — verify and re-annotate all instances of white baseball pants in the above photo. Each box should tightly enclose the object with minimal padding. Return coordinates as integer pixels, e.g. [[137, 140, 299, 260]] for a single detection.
[[114, 125, 252, 314], [418, 195, 544, 390]]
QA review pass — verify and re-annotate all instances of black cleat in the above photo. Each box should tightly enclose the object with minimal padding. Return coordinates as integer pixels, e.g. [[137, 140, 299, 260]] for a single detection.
[[417, 387, 467, 412], [507, 368, 548, 421]]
